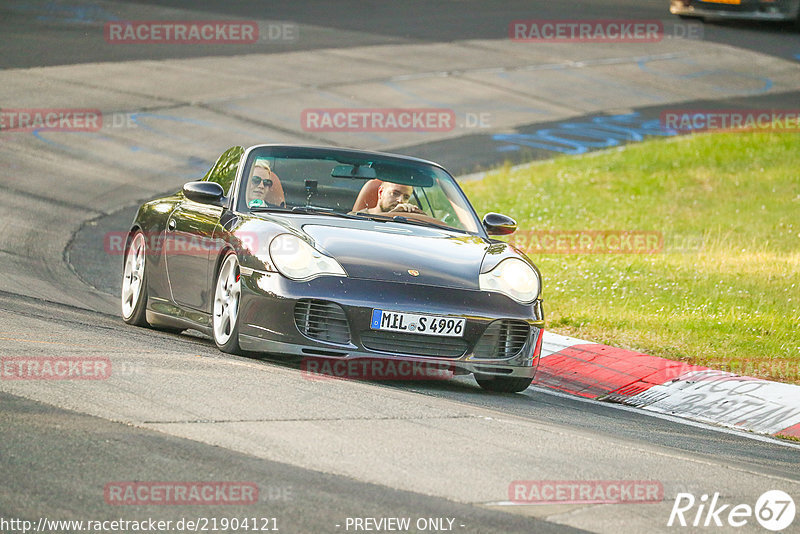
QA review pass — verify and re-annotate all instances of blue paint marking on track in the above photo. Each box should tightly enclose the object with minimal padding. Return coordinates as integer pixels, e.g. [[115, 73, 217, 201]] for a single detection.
[[383, 81, 448, 108], [11, 1, 118, 23], [29, 119, 214, 178], [27, 112, 273, 165], [382, 79, 551, 123], [680, 69, 773, 93], [130, 112, 269, 144], [25, 108, 316, 183], [492, 112, 677, 155]]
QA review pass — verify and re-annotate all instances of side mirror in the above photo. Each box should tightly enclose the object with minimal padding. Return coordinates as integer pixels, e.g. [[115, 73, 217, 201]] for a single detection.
[[483, 212, 517, 235], [183, 181, 225, 206]]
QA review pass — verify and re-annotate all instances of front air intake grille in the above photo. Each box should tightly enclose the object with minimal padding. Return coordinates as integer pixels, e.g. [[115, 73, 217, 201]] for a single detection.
[[473, 320, 530, 359], [360, 330, 468, 358], [294, 300, 350, 344]]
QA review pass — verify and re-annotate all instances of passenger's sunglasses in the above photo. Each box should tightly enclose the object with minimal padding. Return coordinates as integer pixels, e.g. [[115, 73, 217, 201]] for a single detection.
[[251, 176, 273, 187]]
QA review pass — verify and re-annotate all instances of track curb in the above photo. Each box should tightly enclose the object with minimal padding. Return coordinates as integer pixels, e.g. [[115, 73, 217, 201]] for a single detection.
[[538, 332, 800, 439]]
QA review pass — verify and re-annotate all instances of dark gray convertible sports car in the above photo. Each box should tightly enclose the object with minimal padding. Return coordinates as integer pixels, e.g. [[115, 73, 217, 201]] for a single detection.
[[121, 145, 545, 392]]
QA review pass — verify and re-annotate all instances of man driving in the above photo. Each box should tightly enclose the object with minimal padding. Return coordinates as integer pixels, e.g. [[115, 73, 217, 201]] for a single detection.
[[364, 182, 423, 214]]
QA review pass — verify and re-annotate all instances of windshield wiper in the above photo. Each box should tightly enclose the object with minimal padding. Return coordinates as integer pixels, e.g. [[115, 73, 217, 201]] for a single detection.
[[290, 206, 369, 220], [353, 211, 391, 222], [390, 216, 464, 232], [250, 205, 367, 220], [249, 205, 289, 213], [354, 212, 464, 232]]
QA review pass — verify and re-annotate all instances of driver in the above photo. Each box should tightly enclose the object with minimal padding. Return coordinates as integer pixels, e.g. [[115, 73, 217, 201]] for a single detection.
[[364, 182, 423, 214], [246, 160, 277, 207]]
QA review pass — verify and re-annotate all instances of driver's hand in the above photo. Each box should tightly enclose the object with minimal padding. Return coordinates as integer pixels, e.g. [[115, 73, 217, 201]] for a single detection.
[[392, 203, 423, 213]]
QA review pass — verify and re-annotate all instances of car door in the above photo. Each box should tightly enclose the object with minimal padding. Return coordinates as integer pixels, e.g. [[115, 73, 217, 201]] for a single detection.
[[165, 146, 243, 311]]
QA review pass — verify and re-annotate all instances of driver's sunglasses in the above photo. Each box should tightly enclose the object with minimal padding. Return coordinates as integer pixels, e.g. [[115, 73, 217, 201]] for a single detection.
[[251, 176, 273, 187]]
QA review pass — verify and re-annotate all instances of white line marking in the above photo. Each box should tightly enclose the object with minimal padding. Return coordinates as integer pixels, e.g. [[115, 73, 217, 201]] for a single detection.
[[527, 385, 800, 451]]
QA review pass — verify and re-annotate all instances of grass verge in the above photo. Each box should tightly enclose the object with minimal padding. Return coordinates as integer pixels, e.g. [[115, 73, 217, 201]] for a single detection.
[[461, 131, 800, 384]]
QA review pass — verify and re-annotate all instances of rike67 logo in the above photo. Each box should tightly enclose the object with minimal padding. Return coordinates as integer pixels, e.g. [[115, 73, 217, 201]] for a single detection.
[[668, 490, 795, 531]]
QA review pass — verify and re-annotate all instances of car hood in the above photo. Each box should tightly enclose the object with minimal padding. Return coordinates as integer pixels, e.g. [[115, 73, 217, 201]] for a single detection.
[[301, 222, 490, 289]]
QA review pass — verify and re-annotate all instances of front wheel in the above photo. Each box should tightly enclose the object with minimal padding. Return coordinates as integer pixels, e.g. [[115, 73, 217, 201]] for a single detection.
[[475, 374, 533, 393], [121, 231, 149, 327], [212, 252, 243, 354]]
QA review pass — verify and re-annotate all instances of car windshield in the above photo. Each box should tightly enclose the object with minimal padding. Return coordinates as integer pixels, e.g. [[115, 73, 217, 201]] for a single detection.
[[235, 146, 482, 234]]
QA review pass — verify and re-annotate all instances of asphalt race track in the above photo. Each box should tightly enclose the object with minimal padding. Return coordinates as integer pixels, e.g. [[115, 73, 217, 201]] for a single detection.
[[1, 1, 799, 533]]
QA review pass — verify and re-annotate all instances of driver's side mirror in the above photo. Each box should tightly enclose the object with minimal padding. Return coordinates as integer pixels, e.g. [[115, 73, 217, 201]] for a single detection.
[[183, 181, 225, 206], [483, 212, 517, 235]]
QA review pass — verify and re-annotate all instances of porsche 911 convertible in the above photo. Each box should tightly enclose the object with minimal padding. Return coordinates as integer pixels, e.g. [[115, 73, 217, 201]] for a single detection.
[[121, 145, 545, 392]]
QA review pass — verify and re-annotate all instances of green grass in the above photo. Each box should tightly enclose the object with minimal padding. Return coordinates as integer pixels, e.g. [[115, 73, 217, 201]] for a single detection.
[[461, 132, 800, 384]]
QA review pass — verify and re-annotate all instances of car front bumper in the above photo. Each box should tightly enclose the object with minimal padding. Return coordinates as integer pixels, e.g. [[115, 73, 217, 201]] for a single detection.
[[237, 271, 545, 379], [670, 0, 800, 21]]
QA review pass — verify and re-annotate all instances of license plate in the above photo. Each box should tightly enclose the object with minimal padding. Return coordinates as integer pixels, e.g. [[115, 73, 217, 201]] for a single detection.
[[370, 310, 465, 337]]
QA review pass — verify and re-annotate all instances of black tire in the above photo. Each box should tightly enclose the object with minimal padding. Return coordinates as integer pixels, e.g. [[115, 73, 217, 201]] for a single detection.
[[121, 231, 150, 327], [475, 374, 533, 393], [212, 251, 243, 355]]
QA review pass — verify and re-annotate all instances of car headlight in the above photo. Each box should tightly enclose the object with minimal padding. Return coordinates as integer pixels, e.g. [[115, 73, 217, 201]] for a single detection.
[[268, 234, 346, 281], [479, 258, 540, 303]]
